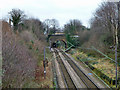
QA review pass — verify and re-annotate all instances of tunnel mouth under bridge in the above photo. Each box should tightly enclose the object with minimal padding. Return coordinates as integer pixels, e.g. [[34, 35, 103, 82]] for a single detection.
[[48, 32, 67, 49], [51, 40, 67, 48]]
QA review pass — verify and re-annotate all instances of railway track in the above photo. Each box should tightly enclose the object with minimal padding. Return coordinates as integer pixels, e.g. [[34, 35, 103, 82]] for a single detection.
[[53, 48, 100, 89], [60, 50, 99, 89], [54, 49, 76, 88]]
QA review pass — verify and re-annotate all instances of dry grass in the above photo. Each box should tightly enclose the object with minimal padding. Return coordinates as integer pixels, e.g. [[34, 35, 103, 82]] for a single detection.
[[92, 59, 118, 79], [71, 49, 118, 80]]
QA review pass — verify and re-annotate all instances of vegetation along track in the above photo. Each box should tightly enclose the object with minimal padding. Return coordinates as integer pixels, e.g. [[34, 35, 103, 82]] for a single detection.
[[54, 49, 76, 88], [60, 50, 99, 89]]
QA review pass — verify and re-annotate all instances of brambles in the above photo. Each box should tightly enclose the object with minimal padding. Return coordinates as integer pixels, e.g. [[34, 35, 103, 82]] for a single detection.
[[70, 49, 119, 87], [2, 18, 52, 88], [2, 21, 37, 88]]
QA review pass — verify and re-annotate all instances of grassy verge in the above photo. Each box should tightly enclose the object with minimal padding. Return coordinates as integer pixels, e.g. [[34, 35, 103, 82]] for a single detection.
[[69, 49, 119, 88], [23, 41, 53, 88]]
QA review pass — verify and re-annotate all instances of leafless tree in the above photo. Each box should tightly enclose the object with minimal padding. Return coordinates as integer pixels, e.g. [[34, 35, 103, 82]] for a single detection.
[[43, 19, 59, 35], [22, 18, 45, 41], [90, 2, 119, 46], [64, 19, 82, 35], [2, 21, 37, 88]]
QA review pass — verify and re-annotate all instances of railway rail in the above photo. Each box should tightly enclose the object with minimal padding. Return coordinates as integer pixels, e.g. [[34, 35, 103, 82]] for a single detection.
[[54, 49, 76, 88], [60, 50, 99, 89], [53, 48, 100, 89]]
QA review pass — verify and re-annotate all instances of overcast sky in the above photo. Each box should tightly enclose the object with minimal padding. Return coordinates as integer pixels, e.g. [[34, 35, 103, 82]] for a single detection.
[[0, 0, 103, 28]]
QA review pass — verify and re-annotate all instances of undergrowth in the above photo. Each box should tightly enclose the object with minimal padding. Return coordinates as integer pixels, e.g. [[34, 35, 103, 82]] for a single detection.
[[70, 48, 120, 88]]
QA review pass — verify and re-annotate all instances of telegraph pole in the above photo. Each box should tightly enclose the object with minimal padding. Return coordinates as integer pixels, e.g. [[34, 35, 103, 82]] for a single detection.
[[118, 1, 120, 88], [115, 1, 120, 88], [118, 1, 120, 41]]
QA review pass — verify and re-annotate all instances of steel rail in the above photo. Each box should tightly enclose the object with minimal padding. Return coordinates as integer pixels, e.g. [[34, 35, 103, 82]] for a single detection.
[[54, 49, 76, 89], [61, 50, 99, 89]]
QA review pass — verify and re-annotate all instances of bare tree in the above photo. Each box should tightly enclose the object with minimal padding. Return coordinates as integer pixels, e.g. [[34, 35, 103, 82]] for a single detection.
[[9, 9, 26, 31], [51, 19, 59, 29], [64, 19, 82, 35], [91, 2, 119, 46], [23, 18, 44, 39], [43, 19, 59, 35]]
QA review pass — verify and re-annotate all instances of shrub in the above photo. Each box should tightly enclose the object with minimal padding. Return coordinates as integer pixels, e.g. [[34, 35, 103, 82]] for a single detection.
[[2, 21, 37, 88]]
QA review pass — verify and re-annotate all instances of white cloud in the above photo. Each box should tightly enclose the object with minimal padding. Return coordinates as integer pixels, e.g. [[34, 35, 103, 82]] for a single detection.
[[0, 0, 103, 27]]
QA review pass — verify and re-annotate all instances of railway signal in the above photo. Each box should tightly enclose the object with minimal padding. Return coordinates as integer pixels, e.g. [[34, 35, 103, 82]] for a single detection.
[[43, 47, 51, 79], [44, 48, 46, 79]]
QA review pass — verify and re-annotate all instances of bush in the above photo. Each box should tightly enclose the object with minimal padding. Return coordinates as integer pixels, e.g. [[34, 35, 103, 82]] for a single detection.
[[100, 33, 113, 46], [2, 21, 37, 88], [88, 63, 117, 86]]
